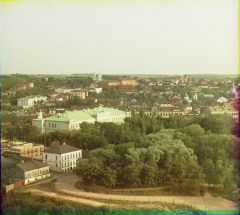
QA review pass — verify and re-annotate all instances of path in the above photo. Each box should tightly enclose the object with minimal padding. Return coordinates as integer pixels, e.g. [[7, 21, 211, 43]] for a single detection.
[[26, 189, 117, 208], [53, 173, 238, 210]]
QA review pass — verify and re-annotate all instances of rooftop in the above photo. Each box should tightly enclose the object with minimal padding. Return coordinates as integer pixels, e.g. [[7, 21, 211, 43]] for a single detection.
[[44, 110, 95, 122], [83, 107, 126, 117], [2, 156, 49, 172], [34, 107, 127, 122], [17, 160, 49, 172], [44, 142, 81, 154]]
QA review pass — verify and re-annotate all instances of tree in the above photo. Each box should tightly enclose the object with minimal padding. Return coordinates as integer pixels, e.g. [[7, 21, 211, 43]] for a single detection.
[[181, 124, 205, 138], [140, 164, 159, 186], [200, 115, 233, 134]]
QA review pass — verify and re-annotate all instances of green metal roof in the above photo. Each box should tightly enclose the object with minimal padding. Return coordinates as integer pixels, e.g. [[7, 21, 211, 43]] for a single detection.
[[40, 107, 126, 123], [44, 110, 95, 122], [83, 107, 126, 117]]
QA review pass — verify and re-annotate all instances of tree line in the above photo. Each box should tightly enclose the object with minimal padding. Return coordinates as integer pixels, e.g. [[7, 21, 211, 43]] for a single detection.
[[2, 114, 239, 195]]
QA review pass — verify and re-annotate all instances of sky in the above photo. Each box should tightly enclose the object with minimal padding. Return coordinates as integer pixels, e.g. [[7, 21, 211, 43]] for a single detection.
[[0, 0, 238, 75]]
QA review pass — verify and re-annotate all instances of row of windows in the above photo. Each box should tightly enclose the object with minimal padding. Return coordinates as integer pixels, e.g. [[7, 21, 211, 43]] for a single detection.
[[49, 123, 57, 128], [55, 161, 76, 168], [62, 167, 74, 172], [26, 169, 49, 178], [70, 123, 80, 129], [145, 112, 186, 117], [25, 149, 43, 154], [212, 112, 238, 116], [44, 152, 81, 160], [158, 112, 186, 116], [98, 117, 124, 123], [112, 117, 124, 121], [61, 152, 81, 160]]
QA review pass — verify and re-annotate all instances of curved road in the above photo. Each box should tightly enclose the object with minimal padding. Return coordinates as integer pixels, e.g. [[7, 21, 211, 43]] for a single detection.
[[52, 173, 238, 210]]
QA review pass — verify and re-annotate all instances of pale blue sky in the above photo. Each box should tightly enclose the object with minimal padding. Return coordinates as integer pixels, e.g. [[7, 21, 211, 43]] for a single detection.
[[0, 0, 238, 75]]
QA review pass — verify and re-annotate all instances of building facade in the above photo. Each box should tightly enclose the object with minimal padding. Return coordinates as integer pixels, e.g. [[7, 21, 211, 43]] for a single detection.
[[33, 107, 131, 134], [17, 96, 47, 108], [2, 141, 44, 160], [42, 142, 82, 172], [2, 158, 50, 185], [69, 89, 88, 99], [208, 104, 238, 119]]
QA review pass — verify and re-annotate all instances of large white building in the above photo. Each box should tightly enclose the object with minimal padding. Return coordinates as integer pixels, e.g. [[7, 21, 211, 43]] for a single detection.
[[32, 107, 131, 134], [17, 96, 47, 108], [42, 142, 82, 172]]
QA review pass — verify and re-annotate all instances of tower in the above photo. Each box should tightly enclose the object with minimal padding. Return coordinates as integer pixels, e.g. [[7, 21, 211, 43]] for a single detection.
[[193, 88, 198, 101], [38, 110, 43, 119]]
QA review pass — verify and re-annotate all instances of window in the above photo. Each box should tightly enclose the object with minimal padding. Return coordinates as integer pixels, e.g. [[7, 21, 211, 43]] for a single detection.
[[56, 163, 58, 167], [56, 156, 57, 161], [45, 154, 47, 159]]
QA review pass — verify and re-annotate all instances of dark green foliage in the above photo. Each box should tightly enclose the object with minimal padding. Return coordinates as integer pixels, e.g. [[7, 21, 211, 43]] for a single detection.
[[73, 116, 238, 195], [62, 96, 95, 108], [200, 115, 233, 134], [3, 114, 238, 196], [2, 123, 41, 142], [76, 131, 205, 194]]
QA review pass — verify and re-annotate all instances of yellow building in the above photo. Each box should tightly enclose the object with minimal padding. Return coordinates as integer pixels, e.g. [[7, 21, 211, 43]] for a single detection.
[[120, 78, 138, 86], [2, 141, 44, 160]]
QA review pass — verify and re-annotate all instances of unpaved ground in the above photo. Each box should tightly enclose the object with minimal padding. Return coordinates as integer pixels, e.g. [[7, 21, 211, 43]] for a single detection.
[[53, 173, 238, 210], [26, 172, 238, 210], [26, 189, 117, 208]]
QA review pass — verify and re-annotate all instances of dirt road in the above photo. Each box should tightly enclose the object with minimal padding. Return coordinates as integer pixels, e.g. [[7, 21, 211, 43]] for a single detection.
[[26, 189, 117, 208], [52, 173, 238, 210]]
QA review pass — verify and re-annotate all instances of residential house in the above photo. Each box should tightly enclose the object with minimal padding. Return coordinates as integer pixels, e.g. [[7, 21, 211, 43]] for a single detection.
[[2, 157, 50, 185]]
